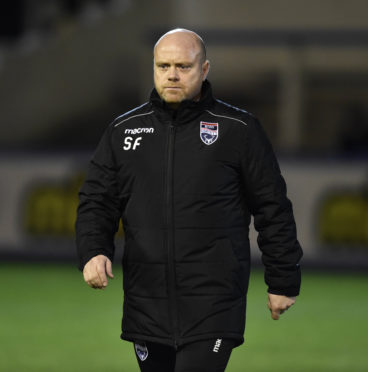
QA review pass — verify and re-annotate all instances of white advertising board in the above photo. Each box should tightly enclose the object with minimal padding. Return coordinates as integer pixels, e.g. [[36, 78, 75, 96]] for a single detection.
[[0, 154, 367, 266]]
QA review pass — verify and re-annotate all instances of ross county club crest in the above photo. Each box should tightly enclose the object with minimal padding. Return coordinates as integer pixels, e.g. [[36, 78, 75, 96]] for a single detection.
[[200, 121, 219, 145], [135, 342, 149, 361]]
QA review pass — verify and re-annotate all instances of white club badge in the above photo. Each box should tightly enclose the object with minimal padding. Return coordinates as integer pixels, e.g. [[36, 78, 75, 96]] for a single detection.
[[135, 342, 149, 361], [200, 121, 219, 145]]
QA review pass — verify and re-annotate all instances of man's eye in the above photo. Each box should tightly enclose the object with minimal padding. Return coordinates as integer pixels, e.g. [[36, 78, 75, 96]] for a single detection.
[[158, 65, 168, 70], [180, 65, 190, 70]]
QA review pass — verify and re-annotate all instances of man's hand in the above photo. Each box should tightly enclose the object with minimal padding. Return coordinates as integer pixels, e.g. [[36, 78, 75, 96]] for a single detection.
[[267, 293, 296, 320], [83, 255, 114, 289]]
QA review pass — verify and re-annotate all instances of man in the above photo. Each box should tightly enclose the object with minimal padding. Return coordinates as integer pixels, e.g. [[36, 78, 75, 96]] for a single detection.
[[76, 28, 302, 372]]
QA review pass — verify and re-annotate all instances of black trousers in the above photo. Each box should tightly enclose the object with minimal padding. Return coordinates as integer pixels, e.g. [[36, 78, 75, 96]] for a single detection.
[[133, 338, 236, 372]]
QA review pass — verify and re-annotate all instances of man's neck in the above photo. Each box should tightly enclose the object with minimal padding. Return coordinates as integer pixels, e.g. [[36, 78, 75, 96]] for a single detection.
[[165, 92, 202, 110]]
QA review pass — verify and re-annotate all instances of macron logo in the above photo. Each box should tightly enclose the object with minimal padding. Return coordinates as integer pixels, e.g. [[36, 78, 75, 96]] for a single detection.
[[124, 128, 154, 135], [123, 127, 154, 151], [213, 338, 222, 353]]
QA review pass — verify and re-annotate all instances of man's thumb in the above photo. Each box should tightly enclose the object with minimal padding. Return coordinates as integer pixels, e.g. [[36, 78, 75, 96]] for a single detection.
[[271, 310, 280, 320], [106, 259, 114, 279]]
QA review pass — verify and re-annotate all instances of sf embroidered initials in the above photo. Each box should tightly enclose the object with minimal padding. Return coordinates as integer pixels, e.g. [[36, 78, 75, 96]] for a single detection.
[[124, 137, 142, 150], [213, 338, 222, 353]]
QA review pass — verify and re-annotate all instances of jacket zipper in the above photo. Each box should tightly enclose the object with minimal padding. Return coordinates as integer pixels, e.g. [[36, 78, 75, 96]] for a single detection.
[[166, 124, 179, 349]]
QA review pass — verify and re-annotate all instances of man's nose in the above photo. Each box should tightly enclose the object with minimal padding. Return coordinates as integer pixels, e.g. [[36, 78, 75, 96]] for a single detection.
[[168, 67, 179, 81]]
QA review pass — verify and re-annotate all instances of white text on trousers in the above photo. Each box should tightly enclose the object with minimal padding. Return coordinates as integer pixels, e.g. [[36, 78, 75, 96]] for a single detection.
[[213, 339, 222, 353]]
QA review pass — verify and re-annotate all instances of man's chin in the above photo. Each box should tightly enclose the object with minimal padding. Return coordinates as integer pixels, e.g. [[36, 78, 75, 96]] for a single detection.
[[163, 95, 183, 106]]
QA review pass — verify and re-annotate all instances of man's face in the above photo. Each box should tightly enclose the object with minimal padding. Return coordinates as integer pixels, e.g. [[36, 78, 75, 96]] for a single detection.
[[153, 34, 209, 108]]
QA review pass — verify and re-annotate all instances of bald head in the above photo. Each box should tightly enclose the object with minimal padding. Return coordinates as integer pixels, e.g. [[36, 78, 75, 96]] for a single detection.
[[153, 28, 210, 108], [154, 28, 207, 63]]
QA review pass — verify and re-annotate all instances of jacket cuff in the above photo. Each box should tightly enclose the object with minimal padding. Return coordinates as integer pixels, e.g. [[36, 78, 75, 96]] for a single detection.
[[267, 286, 300, 297], [78, 251, 113, 272]]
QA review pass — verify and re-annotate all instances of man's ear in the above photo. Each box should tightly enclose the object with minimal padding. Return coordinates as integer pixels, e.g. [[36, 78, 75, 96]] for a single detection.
[[202, 60, 210, 81]]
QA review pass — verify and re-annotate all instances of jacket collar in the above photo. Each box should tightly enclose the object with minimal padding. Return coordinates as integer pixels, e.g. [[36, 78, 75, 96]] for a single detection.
[[149, 80, 215, 125]]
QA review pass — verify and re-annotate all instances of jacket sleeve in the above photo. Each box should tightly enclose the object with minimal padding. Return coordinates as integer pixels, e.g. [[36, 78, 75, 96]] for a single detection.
[[75, 124, 121, 271], [240, 118, 303, 296]]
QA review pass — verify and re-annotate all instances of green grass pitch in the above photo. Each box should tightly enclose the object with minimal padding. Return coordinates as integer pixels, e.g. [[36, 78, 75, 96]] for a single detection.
[[0, 263, 367, 371]]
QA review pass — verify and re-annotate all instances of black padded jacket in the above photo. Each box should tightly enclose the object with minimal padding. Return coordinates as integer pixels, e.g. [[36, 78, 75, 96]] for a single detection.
[[76, 80, 302, 348]]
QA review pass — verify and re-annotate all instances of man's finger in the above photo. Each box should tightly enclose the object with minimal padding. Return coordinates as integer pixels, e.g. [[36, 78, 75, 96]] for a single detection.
[[88, 277, 102, 289], [106, 259, 114, 279], [96, 268, 108, 288], [83, 272, 90, 284], [84, 270, 103, 289], [271, 309, 280, 320], [89, 281, 99, 289]]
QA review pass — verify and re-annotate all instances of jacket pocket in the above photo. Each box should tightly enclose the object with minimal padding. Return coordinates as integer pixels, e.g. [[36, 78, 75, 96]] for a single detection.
[[125, 262, 168, 298], [176, 238, 243, 296]]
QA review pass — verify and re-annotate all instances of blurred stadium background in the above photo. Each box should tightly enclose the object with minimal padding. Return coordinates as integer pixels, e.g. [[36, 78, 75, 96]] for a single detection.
[[0, 0, 367, 371]]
